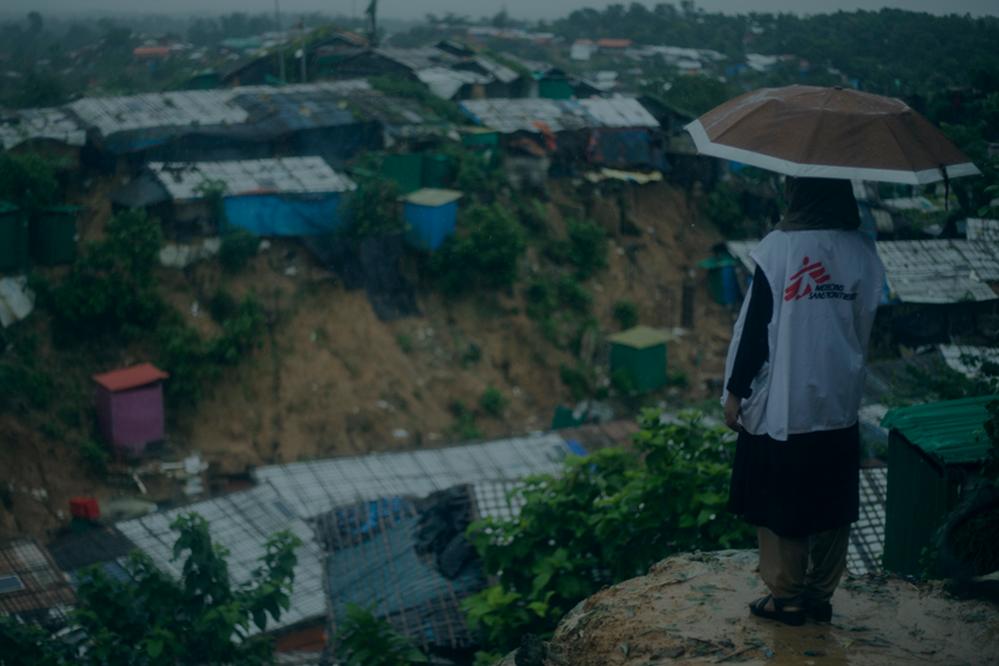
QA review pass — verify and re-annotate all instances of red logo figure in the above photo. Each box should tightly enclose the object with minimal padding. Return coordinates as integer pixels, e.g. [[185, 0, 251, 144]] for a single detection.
[[784, 256, 831, 301]]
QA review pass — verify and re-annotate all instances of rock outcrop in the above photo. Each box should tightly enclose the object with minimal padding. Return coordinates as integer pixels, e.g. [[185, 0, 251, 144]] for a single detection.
[[541, 550, 999, 665]]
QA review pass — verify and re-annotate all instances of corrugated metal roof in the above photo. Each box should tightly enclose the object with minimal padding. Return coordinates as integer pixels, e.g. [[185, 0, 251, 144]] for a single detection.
[[461, 98, 586, 133], [608, 325, 670, 349], [70, 90, 249, 137], [149, 157, 356, 200], [0, 539, 75, 621], [461, 97, 658, 133], [578, 97, 659, 128], [938, 344, 999, 379], [967, 218, 999, 242], [92, 363, 169, 392], [402, 188, 462, 207], [115, 483, 326, 634], [253, 432, 575, 520], [416, 67, 490, 100], [878, 240, 999, 304], [375, 47, 462, 71], [0, 108, 86, 149], [881, 395, 997, 465]]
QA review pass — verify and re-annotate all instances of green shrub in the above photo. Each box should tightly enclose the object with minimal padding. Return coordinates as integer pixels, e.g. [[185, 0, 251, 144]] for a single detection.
[[431, 204, 526, 296], [524, 279, 556, 320], [559, 364, 592, 401], [479, 387, 507, 418], [463, 410, 753, 652], [0, 360, 53, 411], [555, 275, 591, 314], [396, 333, 413, 353], [565, 218, 608, 278], [335, 604, 428, 666], [369, 75, 466, 125], [611, 368, 638, 397], [449, 400, 482, 440], [218, 228, 258, 273], [461, 342, 482, 366], [45, 210, 164, 342], [79, 439, 109, 478], [0, 152, 59, 215], [704, 182, 749, 238], [343, 174, 404, 239], [612, 300, 638, 330], [439, 143, 503, 197], [208, 290, 238, 322]]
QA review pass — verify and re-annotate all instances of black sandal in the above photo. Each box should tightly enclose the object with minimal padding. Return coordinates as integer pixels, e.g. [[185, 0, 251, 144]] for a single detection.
[[804, 599, 833, 622], [749, 594, 806, 626]]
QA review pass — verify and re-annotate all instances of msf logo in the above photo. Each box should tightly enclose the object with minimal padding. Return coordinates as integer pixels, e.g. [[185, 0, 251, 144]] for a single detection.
[[784, 256, 830, 301]]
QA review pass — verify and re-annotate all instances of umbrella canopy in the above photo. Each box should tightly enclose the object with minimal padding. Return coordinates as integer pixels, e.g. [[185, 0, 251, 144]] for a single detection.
[[685, 85, 980, 185]]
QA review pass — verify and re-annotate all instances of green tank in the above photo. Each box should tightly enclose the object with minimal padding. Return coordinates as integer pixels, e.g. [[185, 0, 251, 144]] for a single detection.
[[0, 202, 29, 273], [31, 205, 79, 266]]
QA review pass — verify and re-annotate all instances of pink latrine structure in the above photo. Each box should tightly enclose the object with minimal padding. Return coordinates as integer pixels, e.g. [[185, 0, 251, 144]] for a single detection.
[[92, 363, 169, 457]]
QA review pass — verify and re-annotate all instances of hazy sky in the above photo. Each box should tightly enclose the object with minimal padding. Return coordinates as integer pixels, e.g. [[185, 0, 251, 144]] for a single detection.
[[3, 1, 998, 21]]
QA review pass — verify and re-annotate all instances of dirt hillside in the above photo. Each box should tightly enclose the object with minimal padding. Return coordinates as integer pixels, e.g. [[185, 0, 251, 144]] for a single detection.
[[0, 179, 737, 537]]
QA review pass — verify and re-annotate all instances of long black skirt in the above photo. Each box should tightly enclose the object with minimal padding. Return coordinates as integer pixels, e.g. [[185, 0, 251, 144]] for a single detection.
[[727, 424, 860, 538]]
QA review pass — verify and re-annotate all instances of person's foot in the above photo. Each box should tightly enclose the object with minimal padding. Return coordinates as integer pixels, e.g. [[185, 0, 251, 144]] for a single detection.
[[803, 599, 833, 622], [748, 594, 806, 626]]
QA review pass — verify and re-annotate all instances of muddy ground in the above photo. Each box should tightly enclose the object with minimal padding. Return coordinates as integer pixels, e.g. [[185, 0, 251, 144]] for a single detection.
[[542, 550, 999, 665]]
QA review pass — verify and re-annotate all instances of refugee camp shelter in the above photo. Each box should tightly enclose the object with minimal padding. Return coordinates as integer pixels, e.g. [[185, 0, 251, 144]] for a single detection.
[[0, 107, 86, 166], [320, 489, 485, 653], [402, 188, 462, 251], [92, 363, 169, 457], [881, 395, 997, 576], [115, 483, 327, 646], [30, 206, 79, 266], [148, 157, 356, 237], [608, 326, 670, 393], [0, 539, 75, 627], [0, 202, 29, 273]]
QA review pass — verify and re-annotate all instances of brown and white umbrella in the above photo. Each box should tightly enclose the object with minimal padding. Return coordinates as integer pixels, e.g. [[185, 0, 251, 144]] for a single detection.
[[685, 85, 980, 185]]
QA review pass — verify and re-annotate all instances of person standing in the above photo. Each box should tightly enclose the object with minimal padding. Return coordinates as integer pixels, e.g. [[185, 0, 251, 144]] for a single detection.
[[722, 177, 885, 626]]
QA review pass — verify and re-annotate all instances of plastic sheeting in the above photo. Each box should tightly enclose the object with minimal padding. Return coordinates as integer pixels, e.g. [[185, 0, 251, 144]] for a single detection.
[[0, 277, 34, 328], [223, 193, 346, 236]]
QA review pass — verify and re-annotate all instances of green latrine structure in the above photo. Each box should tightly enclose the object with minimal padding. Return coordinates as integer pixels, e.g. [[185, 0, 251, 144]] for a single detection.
[[608, 326, 670, 393], [31, 205, 79, 266], [421, 154, 453, 189], [459, 127, 499, 149], [881, 395, 996, 576], [381, 154, 424, 194], [0, 202, 29, 273]]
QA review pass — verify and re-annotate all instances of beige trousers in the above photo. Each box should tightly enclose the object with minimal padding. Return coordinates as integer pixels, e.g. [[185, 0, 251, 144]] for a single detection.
[[757, 525, 850, 603]]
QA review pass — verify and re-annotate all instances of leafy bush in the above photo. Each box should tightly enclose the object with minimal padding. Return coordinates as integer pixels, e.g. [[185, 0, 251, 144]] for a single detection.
[[343, 174, 404, 239], [546, 218, 608, 279], [79, 439, 109, 478], [449, 400, 482, 441], [559, 364, 592, 401], [44, 210, 164, 342], [369, 75, 466, 125], [479, 387, 507, 418], [555, 275, 591, 314], [463, 410, 753, 652], [704, 182, 749, 239], [0, 152, 59, 215], [396, 333, 414, 353], [0, 358, 53, 411], [218, 228, 257, 273], [2, 513, 301, 665], [334, 604, 427, 666], [431, 204, 526, 296], [612, 300, 639, 330], [439, 143, 502, 198], [157, 296, 265, 406], [194, 179, 228, 230]]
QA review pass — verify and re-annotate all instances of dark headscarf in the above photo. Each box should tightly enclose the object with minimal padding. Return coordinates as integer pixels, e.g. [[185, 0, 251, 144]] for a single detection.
[[777, 177, 860, 231]]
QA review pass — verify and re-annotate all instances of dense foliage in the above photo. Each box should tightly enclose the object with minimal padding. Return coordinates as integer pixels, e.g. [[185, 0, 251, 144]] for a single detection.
[[462, 410, 753, 652], [0, 153, 60, 215], [0, 513, 301, 666], [343, 173, 404, 239], [334, 604, 428, 666], [431, 203, 526, 295], [42, 210, 164, 342]]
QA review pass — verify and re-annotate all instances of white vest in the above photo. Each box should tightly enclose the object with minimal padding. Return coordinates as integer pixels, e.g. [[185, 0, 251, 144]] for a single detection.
[[723, 230, 885, 441]]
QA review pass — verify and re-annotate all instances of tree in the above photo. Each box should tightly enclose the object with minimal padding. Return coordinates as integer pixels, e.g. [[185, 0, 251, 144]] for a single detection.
[[0, 513, 302, 665]]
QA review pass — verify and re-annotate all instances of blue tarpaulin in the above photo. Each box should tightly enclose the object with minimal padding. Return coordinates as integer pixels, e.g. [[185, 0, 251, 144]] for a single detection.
[[223, 193, 346, 236]]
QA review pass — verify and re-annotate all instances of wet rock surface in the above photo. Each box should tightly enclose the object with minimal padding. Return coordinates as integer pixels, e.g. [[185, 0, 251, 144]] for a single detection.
[[544, 550, 999, 665]]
